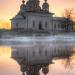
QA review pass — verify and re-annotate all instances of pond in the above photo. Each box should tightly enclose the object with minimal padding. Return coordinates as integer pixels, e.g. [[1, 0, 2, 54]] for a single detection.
[[0, 35, 75, 75]]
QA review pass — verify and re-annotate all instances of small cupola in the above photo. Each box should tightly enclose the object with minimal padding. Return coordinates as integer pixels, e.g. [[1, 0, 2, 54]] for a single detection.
[[20, 0, 27, 13], [42, 0, 49, 12]]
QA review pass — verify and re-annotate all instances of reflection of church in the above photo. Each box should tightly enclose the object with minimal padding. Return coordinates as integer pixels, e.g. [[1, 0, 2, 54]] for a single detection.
[[12, 41, 73, 75], [11, 0, 63, 34]]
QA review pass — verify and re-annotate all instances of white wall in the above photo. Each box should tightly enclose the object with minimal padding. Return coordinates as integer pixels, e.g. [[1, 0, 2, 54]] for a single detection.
[[27, 14, 53, 31], [11, 13, 53, 32]]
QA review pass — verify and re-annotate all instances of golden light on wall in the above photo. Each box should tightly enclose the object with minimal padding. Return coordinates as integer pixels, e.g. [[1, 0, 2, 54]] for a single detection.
[[0, 46, 11, 58]]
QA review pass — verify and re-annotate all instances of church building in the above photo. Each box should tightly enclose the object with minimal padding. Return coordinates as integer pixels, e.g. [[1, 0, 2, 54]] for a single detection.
[[11, 0, 63, 34]]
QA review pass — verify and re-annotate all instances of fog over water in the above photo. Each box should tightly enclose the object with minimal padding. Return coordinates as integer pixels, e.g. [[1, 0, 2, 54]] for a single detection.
[[1, 34, 75, 75]]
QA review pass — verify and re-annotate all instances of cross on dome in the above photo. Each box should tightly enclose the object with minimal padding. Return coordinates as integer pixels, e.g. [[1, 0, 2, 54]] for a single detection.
[[45, 0, 47, 2], [22, 0, 25, 4]]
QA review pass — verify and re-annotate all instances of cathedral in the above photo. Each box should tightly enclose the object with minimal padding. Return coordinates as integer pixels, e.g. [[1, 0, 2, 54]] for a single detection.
[[11, 0, 63, 34]]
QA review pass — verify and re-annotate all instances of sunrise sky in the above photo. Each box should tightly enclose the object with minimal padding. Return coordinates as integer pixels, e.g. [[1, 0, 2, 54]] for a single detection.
[[0, 0, 75, 29], [0, 1, 75, 75]]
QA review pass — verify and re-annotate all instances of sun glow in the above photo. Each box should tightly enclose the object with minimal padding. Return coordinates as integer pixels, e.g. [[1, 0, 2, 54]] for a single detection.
[[0, 46, 11, 58], [0, 20, 11, 29]]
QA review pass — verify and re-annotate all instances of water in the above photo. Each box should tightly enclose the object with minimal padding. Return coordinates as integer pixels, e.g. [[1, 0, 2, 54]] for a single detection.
[[1, 34, 75, 75]]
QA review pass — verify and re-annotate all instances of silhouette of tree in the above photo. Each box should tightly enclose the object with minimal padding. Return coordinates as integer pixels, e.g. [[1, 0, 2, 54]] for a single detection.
[[61, 8, 75, 32], [63, 9, 74, 19]]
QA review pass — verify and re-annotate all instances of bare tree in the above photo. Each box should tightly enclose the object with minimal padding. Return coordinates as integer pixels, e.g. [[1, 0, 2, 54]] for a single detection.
[[61, 8, 75, 32], [63, 8, 74, 19]]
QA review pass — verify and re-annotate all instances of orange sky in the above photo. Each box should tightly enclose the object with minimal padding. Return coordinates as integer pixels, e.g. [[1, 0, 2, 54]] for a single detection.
[[0, 0, 75, 29], [0, 46, 11, 58]]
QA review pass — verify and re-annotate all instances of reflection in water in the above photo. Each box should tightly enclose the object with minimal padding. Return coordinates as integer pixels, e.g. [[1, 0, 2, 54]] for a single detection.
[[1, 35, 75, 75], [0, 45, 75, 75], [0, 57, 21, 75], [0, 46, 11, 58]]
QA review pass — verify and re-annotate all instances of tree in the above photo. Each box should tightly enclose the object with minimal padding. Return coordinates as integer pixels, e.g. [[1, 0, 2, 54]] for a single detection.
[[61, 8, 75, 32]]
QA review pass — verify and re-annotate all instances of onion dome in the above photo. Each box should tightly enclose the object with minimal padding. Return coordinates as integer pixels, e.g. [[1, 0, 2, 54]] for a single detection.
[[26, 0, 41, 11], [42, 0, 49, 12], [20, 0, 27, 13]]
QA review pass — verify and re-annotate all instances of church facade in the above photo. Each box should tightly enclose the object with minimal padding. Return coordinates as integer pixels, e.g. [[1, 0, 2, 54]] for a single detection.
[[11, 0, 63, 34]]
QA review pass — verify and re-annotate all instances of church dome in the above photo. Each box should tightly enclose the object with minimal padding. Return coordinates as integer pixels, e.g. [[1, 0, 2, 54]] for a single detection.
[[26, 0, 41, 12], [42, 0, 49, 12], [20, 4, 26, 10], [20, 0, 27, 13]]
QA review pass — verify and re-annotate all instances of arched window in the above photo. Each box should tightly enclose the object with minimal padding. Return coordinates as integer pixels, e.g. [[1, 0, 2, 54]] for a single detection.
[[45, 50, 48, 56], [33, 21, 35, 27], [45, 22, 48, 28], [39, 21, 42, 30], [32, 50, 36, 57], [54, 24, 56, 29], [16, 23, 19, 27], [39, 48, 42, 56]]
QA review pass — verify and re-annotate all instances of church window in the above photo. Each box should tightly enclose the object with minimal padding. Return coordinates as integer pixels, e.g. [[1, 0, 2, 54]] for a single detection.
[[16, 23, 19, 28], [45, 22, 48, 28], [54, 24, 56, 29], [33, 21, 35, 27], [39, 48, 42, 56], [39, 21, 42, 30], [32, 50, 35, 57], [45, 50, 48, 56]]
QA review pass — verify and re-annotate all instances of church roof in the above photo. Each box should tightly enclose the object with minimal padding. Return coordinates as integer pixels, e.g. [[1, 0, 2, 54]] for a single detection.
[[11, 0, 54, 20], [11, 13, 25, 20]]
